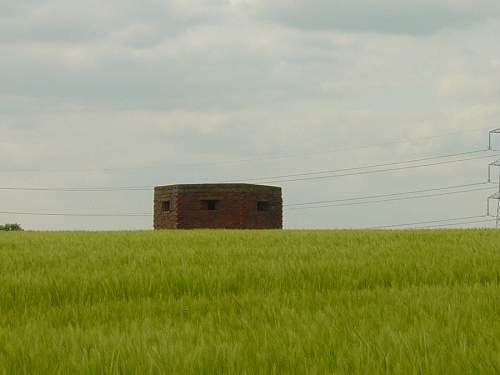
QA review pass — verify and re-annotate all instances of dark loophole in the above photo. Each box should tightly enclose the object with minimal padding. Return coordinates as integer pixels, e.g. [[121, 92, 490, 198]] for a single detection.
[[162, 201, 171, 212], [257, 201, 271, 212], [201, 200, 218, 211]]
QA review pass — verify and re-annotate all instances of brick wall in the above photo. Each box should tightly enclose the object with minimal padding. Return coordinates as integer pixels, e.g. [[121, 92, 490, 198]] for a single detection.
[[154, 184, 282, 229], [153, 190, 178, 229]]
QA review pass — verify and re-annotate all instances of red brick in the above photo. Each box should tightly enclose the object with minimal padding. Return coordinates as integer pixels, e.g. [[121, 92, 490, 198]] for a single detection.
[[154, 184, 283, 230]]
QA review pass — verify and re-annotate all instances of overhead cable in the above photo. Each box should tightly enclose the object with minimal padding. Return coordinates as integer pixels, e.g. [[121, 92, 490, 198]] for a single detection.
[[1, 152, 498, 192], [285, 187, 494, 211], [240, 149, 488, 182], [370, 215, 488, 229], [415, 218, 496, 229], [0, 126, 492, 173], [0, 188, 495, 218], [0, 211, 150, 217], [0, 186, 151, 192], [285, 181, 490, 207], [251, 153, 500, 184]]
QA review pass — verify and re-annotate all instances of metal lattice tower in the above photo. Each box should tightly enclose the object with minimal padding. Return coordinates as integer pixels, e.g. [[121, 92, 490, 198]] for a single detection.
[[487, 128, 500, 227], [489, 169, 500, 228], [488, 187, 500, 228]]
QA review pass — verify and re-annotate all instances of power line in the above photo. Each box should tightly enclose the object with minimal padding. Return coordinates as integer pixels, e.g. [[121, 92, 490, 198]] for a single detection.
[[0, 126, 492, 174], [0, 211, 150, 217], [285, 186, 495, 211], [252, 152, 500, 184], [240, 149, 488, 182], [285, 182, 490, 207], [370, 215, 488, 229], [1, 151, 498, 192], [0, 186, 152, 192], [0, 129, 495, 229], [0, 184, 490, 219], [229, 126, 491, 163], [416, 218, 496, 229]]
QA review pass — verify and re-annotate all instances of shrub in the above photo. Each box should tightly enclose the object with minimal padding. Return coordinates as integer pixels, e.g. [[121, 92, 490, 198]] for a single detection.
[[0, 224, 23, 231]]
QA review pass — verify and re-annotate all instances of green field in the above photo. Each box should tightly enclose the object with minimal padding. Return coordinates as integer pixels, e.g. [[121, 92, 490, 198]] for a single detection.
[[0, 230, 499, 374]]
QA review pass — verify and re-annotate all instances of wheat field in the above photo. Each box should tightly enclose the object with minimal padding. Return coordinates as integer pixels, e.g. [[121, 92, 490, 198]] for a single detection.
[[0, 230, 499, 374]]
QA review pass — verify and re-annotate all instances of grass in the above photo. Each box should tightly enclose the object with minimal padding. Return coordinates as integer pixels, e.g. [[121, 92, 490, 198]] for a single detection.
[[0, 229, 499, 374]]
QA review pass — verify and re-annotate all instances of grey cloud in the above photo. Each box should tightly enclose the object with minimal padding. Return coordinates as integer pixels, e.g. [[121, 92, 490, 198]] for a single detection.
[[0, 0, 225, 43], [0, 0, 41, 17], [0, 49, 279, 111], [0, 20, 335, 111], [246, 0, 500, 35]]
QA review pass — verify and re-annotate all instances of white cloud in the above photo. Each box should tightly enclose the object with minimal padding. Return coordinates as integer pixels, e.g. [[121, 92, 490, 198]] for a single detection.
[[438, 74, 500, 98]]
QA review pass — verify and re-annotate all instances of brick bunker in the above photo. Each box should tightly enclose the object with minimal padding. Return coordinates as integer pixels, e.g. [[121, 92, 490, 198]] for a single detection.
[[154, 184, 283, 229]]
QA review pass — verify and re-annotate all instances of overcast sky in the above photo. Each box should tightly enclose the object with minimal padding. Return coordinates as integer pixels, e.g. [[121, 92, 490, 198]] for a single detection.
[[1, 0, 500, 230]]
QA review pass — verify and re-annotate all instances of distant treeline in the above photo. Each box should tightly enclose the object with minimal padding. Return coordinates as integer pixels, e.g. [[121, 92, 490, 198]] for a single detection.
[[0, 224, 23, 231]]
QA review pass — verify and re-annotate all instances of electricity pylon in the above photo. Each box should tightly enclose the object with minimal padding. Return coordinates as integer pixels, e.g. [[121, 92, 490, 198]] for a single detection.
[[487, 129, 500, 227], [487, 163, 500, 228], [489, 128, 500, 150]]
